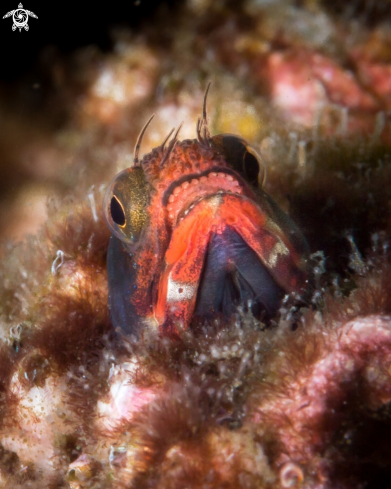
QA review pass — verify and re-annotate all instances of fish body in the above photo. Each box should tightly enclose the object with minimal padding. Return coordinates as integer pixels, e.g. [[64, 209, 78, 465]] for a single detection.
[[104, 98, 311, 336]]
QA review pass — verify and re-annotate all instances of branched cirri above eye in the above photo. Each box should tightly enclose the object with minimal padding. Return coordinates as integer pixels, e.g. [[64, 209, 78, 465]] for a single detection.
[[110, 196, 126, 227]]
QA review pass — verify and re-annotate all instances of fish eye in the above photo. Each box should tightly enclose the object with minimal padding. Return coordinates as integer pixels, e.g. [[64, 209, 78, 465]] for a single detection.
[[110, 196, 126, 227], [210, 134, 266, 188], [243, 144, 266, 187], [243, 149, 261, 185], [103, 167, 150, 246]]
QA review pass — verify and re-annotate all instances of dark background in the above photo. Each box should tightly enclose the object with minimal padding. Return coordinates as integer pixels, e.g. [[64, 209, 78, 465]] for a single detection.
[[2, 0, 391, 82], [0, 0, 182, 81]]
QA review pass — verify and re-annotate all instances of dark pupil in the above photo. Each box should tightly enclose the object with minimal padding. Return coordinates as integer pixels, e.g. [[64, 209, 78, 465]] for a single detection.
[[110, 197, 126, 226], [243, 152, 259, 185]]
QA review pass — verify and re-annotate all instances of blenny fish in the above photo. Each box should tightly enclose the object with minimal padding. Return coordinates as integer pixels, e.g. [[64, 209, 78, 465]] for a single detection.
[[104, 85, 311, 336]]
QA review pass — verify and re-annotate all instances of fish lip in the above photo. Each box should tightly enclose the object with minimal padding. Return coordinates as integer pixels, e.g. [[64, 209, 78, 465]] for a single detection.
[[174, 191, 237, 225], [162, 166, 249, 206], [165, 167, 257, 228]]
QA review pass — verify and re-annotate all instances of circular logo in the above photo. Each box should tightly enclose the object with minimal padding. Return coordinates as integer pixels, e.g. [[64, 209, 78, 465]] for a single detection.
[[12, 8, 28, 29]]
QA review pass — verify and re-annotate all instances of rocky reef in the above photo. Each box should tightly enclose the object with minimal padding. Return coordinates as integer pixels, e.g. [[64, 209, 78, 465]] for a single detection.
[[0, 0, 391, 487]]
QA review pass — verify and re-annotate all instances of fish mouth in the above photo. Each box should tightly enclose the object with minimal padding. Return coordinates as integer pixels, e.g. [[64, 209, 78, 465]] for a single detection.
[[193, 226, 285, 320], [164, 168, 248, 227], [155, 192, 307, 336]]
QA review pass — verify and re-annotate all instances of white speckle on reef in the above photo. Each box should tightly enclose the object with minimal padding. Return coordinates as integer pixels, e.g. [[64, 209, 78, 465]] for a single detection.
[[4, 365, 75, 476], [51, 249, 65, 275], [95, 361, 157, 434], [87, 188, 98, 223]]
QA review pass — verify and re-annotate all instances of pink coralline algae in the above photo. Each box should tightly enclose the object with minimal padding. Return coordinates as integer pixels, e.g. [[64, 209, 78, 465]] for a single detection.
[[262, 48, 390, 139], [251, 315, 391, 488]]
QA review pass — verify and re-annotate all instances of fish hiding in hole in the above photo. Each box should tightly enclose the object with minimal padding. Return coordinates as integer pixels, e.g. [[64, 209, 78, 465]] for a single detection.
[[103, 85, 312, 336]]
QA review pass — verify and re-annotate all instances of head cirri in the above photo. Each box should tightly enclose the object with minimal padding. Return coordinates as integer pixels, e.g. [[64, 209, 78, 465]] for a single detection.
[[104, 83, 311, 337]]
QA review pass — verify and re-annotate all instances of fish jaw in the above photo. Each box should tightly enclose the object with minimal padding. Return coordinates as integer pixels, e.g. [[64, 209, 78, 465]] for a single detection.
[[154, 192, 310, 336]]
